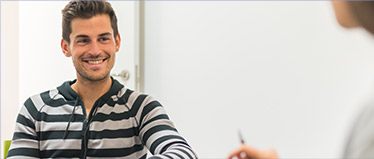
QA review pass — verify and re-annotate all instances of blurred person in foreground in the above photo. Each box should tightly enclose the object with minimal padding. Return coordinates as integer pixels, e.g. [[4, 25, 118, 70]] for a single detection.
[[228, 1, 374, 159]]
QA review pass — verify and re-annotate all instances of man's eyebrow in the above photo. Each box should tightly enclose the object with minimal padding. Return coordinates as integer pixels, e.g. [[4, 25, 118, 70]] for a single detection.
[[74, 33, 112, 39], [98, 32, 112, 37], [75, 34, 89, 39]]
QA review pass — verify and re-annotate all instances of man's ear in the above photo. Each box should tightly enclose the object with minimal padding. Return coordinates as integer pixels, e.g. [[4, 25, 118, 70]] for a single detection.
[[115, 34, 121, 52], [61, 39, 71, 57]]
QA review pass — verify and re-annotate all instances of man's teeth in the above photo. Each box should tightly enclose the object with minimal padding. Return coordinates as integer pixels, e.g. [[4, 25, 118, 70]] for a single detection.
[[87, 59, 103, 64]]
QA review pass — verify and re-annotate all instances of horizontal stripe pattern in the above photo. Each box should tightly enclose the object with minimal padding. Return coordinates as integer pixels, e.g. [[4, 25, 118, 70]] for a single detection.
[[38, 104, 84, 115], [8, 79, 197, 158], [40, 139, 81, 150], [7, 156, 39, 159], [88, 137, 142, 149], [36, 121, 83, 131]]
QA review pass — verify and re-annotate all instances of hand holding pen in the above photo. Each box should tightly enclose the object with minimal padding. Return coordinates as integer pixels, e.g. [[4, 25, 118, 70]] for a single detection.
[[227, 130, 278, 159]]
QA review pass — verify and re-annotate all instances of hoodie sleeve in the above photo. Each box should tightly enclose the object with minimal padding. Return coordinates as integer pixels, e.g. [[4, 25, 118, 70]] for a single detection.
[[135, 95, 198, 159], [7, 98, 40, 159]]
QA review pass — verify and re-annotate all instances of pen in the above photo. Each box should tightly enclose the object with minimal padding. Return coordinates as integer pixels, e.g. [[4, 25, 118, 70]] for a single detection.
[[238, 129, 246, 144]]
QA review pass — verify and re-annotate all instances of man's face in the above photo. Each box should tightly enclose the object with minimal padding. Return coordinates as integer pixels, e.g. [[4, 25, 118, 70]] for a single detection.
[[61, 14, 120, 82]]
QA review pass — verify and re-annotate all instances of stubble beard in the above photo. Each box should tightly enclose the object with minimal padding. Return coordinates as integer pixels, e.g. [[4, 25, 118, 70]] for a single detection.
[[77, 70, 110, 82]]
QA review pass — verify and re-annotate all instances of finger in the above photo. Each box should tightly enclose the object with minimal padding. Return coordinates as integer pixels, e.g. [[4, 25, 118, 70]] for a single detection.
[[227, 149, 242, 159], [240, 151, 248, 159]]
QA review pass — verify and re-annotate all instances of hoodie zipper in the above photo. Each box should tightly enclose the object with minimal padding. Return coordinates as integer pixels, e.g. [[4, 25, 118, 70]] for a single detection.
[[82, 118, 89, 159], [81, 101, 100, 159]]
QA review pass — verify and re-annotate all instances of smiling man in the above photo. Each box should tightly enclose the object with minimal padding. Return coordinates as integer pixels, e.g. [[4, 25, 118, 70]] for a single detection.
[[7, 1, 197, 158]]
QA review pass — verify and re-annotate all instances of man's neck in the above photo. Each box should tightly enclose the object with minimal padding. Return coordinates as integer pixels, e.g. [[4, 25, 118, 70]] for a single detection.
[[71, 76, 112, 112]]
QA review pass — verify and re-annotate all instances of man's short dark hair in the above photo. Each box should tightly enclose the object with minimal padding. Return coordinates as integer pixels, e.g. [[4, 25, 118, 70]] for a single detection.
[[62, 0, 119, 43]]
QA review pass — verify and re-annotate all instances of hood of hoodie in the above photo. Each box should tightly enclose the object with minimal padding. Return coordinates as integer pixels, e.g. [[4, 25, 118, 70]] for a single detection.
[[57, 77, 124, 104]]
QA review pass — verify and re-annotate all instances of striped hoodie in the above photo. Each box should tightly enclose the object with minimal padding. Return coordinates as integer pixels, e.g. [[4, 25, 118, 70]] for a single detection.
[[7, 78, 197, 159]]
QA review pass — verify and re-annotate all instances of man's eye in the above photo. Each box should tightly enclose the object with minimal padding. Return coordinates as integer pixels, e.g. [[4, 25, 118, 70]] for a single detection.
[[99, 37, 110, 42], [77, 39, 90, 44]]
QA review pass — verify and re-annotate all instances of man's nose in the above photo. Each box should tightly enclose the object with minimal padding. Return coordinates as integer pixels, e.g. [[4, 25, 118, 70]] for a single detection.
[[88, 41, 102, 55]]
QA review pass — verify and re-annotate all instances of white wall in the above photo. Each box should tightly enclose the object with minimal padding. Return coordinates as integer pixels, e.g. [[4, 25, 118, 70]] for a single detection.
[[144, 1, 374, 158], [1, 1, 19, 157], [18, 1, 76, 106]]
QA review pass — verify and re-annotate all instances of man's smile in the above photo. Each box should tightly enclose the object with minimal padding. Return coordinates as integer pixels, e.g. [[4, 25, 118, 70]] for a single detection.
[[82, 57, 109, 65]]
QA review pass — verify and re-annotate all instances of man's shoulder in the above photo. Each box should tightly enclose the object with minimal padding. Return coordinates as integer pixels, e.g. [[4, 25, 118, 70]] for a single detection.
[[25, 88, 61, 107], [116, 87, 147, 101], [344, 103, 374, 158], [29, 88, 59, 99], [116, 87, 159, 108]]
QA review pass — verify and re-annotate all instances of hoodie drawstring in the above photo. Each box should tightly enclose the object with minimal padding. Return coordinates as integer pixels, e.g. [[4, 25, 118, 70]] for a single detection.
[[63, 97, 79, 139]]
